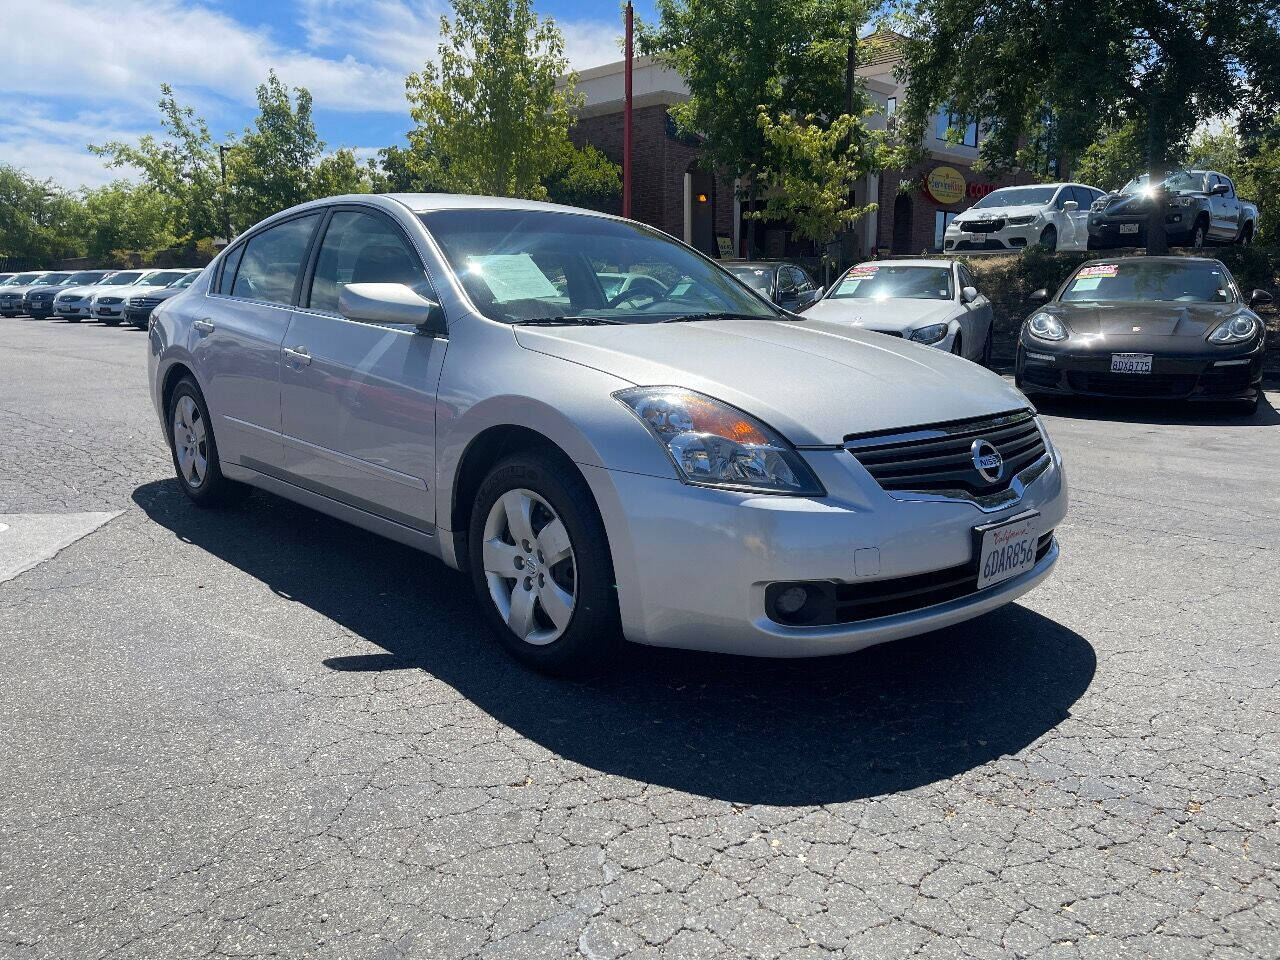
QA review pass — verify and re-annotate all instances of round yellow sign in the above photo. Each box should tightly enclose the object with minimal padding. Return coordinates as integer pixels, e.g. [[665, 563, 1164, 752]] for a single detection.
[[926, 165, 966, 206]]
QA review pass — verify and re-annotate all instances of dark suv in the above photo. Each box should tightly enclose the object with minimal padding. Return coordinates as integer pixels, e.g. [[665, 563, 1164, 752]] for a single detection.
[[1088, 170, 1259, 249]]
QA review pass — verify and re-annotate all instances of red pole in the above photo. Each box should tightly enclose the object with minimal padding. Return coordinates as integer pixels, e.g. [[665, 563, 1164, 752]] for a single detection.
[[623, 2, 633, 219]]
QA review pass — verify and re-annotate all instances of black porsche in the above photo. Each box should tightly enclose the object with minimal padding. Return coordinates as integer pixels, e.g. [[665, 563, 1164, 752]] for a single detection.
[[1015, 256, 1270, 412]]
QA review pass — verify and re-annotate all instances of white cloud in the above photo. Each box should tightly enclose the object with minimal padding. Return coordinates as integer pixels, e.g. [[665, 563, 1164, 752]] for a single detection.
[[0, 0, 627, 190]]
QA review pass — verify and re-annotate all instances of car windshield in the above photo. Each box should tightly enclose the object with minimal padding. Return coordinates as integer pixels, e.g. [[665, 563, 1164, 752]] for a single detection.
[[109, 272, 145, 284], [34, 273, 72, 285], [171, 272, 198, 288], [827, 264, 954, 301], [1120, 171, 1203, 196], [146, 271, 187, 286], [64, 272, 103, 284], [10, 273, 44, 284], [419, 208, 780, 323], [1061, 260, 1235, 304], [725, 265, 774, 296], [95, 274, 121, 284], [971, 186, 1058, 209]]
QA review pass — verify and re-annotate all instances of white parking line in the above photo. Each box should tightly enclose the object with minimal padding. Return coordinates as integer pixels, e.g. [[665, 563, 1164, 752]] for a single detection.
[[0, 512, 123, 583]]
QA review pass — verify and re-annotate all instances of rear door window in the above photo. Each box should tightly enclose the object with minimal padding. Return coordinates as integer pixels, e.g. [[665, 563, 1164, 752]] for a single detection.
[[230, 214, 321, 305]]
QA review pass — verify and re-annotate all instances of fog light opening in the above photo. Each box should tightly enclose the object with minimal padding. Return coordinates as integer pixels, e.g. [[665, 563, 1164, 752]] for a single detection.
[[765, 581, 837, 626]]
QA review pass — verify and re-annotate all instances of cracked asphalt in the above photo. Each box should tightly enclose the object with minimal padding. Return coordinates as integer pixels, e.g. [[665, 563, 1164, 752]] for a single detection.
[[0, 317, 1277, 960]]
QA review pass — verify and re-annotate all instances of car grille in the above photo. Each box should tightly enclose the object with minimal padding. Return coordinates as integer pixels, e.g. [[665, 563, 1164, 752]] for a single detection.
[[97, 297, 123, 305], [952, 239, 1008, 251], [56, 294, 82, 304], [962, 218, 1005, 232], [1065, 372, 1196, 398], [845, 409, 1047, 497], [830, 531, 1055, 624], [129, 296, 162, 308]]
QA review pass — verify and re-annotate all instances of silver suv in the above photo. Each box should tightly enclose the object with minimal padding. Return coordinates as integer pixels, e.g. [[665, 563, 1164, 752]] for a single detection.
[[148, 194, 1067, 674]]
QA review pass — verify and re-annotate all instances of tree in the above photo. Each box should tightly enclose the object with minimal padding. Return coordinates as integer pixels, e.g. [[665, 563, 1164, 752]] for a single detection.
[[1074, 122, 1146, 193], [403, 0, 581, 198], [78, 182, 175, 262], [227, 71, 326, 228], [312, 149, 374, 198], [367, 144, 451, 194], [642, 0, 889, 256], [543, 142, 621, 212], [91, 85, 227, 245], [893, 0, 1280, 252], [0, 164, 83, 261]]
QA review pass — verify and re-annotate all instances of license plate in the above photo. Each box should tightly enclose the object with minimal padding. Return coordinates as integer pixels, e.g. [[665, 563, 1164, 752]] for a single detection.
[[1119, 222, 1140, 235], [1110, 353, 1152, 374], [973, 233, 988, 243], [976, 512, 1040, 590]]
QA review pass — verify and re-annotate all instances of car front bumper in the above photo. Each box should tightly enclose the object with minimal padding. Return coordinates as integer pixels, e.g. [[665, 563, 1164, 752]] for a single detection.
[[581, 443, 1067, 657], [56, 302, 90, 318], [944, 224, 1044, 252], [91, 302, 125, 318], [0, 298, 26, 314], [25, 300, 56, 317], [1087, 214, 1199, 248], [1016, 335, 1264, 402]]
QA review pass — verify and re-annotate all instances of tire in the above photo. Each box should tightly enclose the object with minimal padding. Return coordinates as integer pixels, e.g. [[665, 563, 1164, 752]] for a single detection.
[[166, 377, 247, 508], [1238, 224, 1253, 246], [468, 451, 621, 675], [980, 324, 994, 367], [1039, 225, 1058, 251], [1191, 219, 1207, 249], [65, 316, 80, 323], [950, 332, 964, 357], [100, 317, 122, 327]]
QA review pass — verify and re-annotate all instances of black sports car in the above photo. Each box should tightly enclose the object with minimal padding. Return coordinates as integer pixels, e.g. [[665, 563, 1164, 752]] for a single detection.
[[1015, 256, 1270, 412]]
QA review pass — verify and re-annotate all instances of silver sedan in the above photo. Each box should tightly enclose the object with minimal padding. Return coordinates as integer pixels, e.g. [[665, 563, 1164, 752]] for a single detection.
[[147, 194, 1067, 674]]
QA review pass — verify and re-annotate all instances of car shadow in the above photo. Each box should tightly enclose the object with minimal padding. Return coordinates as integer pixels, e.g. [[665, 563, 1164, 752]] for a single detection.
[[133, 479, 1095, 806], [1031, 389, 1279, 427]]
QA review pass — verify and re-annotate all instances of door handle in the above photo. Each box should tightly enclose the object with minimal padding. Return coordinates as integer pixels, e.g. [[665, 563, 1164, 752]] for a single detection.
[[193, 319, 214, 334], [283, 345, 312, 366]]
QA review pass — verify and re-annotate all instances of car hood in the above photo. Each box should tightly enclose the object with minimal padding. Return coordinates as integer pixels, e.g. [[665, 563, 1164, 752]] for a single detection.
[[24, 285, 68, 297], [801, 298, 957, 334], [513, 317, 1028, 446], [0, 285, 43, 296], [1046, 301, 1244, 340], [90, 285, 141, 297], [55, 285, 102, 298], [956, 205, 1043, 222]]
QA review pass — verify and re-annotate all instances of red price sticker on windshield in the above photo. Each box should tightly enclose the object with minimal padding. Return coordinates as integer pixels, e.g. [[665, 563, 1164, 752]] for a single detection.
[[1077, 264, 1118, 278], [849, 264, 879, 276]]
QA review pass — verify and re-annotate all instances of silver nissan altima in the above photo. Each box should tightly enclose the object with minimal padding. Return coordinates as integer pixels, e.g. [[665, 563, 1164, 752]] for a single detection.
[[147, 194, 1067, 674]]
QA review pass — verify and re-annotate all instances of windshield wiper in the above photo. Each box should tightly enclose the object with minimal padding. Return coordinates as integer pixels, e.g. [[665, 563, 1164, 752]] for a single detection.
[[660, 311, 752, 323], [512, 315, 624, 326]]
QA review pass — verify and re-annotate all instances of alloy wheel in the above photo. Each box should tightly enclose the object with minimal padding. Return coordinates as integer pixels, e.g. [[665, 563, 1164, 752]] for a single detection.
[[482, 488, 577, 646], [172, 395, 208, 489]]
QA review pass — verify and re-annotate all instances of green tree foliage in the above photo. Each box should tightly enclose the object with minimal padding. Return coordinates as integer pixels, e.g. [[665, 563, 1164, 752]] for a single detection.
[[91, 85, 226, 244], [1074, 122, 1146, 192], [0, 164, 83, 261], [227, 72, 327, 228], [404, 0, 582, 198], [367, 144, 452, 193], [311, 149, 374, 199], [894, 1, 1280, 176], [543, 142, 621, 212], [643, 0, 891, 253], [78, 182, 175, 262]]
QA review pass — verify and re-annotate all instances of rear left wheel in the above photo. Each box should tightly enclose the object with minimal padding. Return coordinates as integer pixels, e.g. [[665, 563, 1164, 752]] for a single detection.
[[1039, 225, 1058, 251], [950, 332, 964, 357], [980, 325, 994, 367], [167, 377, 247, 507], [468, 452, 620, 675]]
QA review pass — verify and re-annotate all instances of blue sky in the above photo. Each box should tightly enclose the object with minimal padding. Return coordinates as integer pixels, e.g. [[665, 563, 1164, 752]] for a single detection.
[[0, 1, 659, 189]]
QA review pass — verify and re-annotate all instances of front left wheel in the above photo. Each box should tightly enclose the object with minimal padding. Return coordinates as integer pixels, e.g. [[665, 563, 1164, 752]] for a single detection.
[[468, 451, 620, 675]]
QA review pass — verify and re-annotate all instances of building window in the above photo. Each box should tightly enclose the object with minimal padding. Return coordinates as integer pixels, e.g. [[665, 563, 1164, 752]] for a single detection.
[[885, 97, 897, 117], [934, 211, 957, 251], [935, 110, 978, 147]]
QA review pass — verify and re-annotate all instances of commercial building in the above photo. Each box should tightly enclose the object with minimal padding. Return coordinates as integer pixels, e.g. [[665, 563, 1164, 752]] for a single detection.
[[567, 29, 1046, 260]]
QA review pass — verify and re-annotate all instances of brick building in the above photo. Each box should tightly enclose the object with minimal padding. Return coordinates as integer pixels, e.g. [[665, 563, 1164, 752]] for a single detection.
[[567, 29, 1048, 261]]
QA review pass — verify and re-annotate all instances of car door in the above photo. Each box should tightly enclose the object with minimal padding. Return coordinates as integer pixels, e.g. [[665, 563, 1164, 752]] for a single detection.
[[194, 212, 322, 472], [1212, 175, 1241, 239], [278, 206, 445, 534], [958, 263, 992, 358]]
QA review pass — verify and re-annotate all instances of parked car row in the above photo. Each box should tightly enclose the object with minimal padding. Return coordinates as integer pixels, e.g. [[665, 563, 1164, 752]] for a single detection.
[[941, 169, 1257, 253], [0, 267, 202, 328]]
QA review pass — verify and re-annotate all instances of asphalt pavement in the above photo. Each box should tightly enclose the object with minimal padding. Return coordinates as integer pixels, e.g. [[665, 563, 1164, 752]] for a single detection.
[[1, 317, 1277, 960]]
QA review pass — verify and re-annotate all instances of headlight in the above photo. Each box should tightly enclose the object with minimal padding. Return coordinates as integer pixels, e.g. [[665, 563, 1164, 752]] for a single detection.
[[1006, 215, 1036, 226], [1170, 196, 1195, 207], [614, 387, 824, 496], [1206, 315, 1258, 344], [1027, 312, 1067, 342], [909, 322, 950, 344]]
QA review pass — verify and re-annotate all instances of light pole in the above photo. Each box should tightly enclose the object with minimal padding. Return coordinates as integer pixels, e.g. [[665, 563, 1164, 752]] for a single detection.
[[218, 144, 233, 243], [623, 2, 633, 219]]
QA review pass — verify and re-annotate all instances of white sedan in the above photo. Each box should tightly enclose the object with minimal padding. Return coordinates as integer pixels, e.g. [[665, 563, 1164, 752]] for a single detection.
[[803, 259, 995, 365], [943, 183, 1105, 253]]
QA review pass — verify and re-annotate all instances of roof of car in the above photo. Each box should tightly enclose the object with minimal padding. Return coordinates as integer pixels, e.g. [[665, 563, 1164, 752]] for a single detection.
[[1080, 255, 1223, 266], [851, 258, 957, 269], [385, 193, 601, 216], [725, 261, 791, 270]]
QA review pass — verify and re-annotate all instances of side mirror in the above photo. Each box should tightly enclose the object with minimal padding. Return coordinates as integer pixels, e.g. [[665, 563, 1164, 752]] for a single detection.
[[812, 285, 826, 302], [1028, 288, 1050, 304], [1250, 289, 1274, 307], [1210, 183, 1230, 197], [338, 282, 444, 334], [961, 285, 979, 304], [1062, 200, 1078, 212]]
